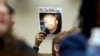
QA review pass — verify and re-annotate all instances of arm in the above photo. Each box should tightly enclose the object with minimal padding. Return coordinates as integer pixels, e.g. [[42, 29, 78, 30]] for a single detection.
[[33, 47, 39, 53], [33, 32, 46, 52], [19, 32, 45, 56]]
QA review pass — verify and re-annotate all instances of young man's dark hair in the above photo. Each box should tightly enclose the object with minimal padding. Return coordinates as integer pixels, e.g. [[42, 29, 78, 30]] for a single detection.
[[79, 0, 98, 38], [6, 4, 15, 15]]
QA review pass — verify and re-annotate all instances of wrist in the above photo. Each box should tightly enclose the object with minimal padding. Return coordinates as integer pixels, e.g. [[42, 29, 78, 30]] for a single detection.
[[34, 44, 40, 48]]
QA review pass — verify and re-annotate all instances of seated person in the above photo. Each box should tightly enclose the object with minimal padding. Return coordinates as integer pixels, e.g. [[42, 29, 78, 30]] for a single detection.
[[52, 31, 68, 56], [52, 28, 79, 56]]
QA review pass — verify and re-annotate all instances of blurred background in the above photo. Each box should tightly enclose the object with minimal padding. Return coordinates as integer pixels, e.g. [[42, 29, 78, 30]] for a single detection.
[[7, 0, 81, 54]]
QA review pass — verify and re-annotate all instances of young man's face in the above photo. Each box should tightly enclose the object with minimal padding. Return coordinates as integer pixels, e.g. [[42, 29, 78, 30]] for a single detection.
[[0, 0, 6, 3], [43, 14, 58, 31], [0, 4, 11, 36]]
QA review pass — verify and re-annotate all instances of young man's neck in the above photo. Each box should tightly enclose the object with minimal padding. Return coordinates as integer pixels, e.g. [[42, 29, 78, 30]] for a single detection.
[[55, 52, 59, 56], [49, 27, 57, 34]]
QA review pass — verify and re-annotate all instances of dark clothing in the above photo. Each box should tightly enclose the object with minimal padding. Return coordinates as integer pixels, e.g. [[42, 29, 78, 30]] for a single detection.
[[0, 40, 39, 56], [19, 42, 39, 52], [33, 47, 39, 53], [59, 32, 88, 56], [18, 41, 39, 56]]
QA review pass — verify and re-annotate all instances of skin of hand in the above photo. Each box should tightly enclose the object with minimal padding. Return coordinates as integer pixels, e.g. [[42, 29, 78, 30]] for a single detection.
[[34, 32, 46, 48]]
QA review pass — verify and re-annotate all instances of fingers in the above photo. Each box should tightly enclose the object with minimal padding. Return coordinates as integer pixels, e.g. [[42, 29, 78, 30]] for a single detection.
[[39, 34, 45, 37], [36, 36, 44, 43], [37, 32, 46, 39], [36, 38, 43, 42], [34, 32, 46, 47], [38, 32, 46, 35], [37, 35, 44, 40], [36, 32, 46, 41]]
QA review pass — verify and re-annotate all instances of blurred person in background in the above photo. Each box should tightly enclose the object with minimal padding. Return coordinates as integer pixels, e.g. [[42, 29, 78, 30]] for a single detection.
[[59, 0, 100, 56], [52, 31, 68, 56], [52, 28, 79, 56], [0, 0, 6, 3], [0, 2, 45, 56], [0, 0, 45, 50]]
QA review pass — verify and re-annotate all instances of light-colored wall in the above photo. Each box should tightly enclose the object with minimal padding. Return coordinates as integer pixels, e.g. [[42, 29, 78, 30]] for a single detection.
[[8, 0, 82, 53]]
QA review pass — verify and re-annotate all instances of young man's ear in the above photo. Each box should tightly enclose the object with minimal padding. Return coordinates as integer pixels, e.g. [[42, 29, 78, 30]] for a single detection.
[[56, 20, 58, 25], [10, 15, 15, 24], [54, 44, 59, 52]]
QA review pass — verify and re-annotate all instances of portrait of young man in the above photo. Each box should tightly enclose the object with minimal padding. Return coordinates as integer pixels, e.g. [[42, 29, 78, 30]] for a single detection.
[[40, 13, 62, 35]]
